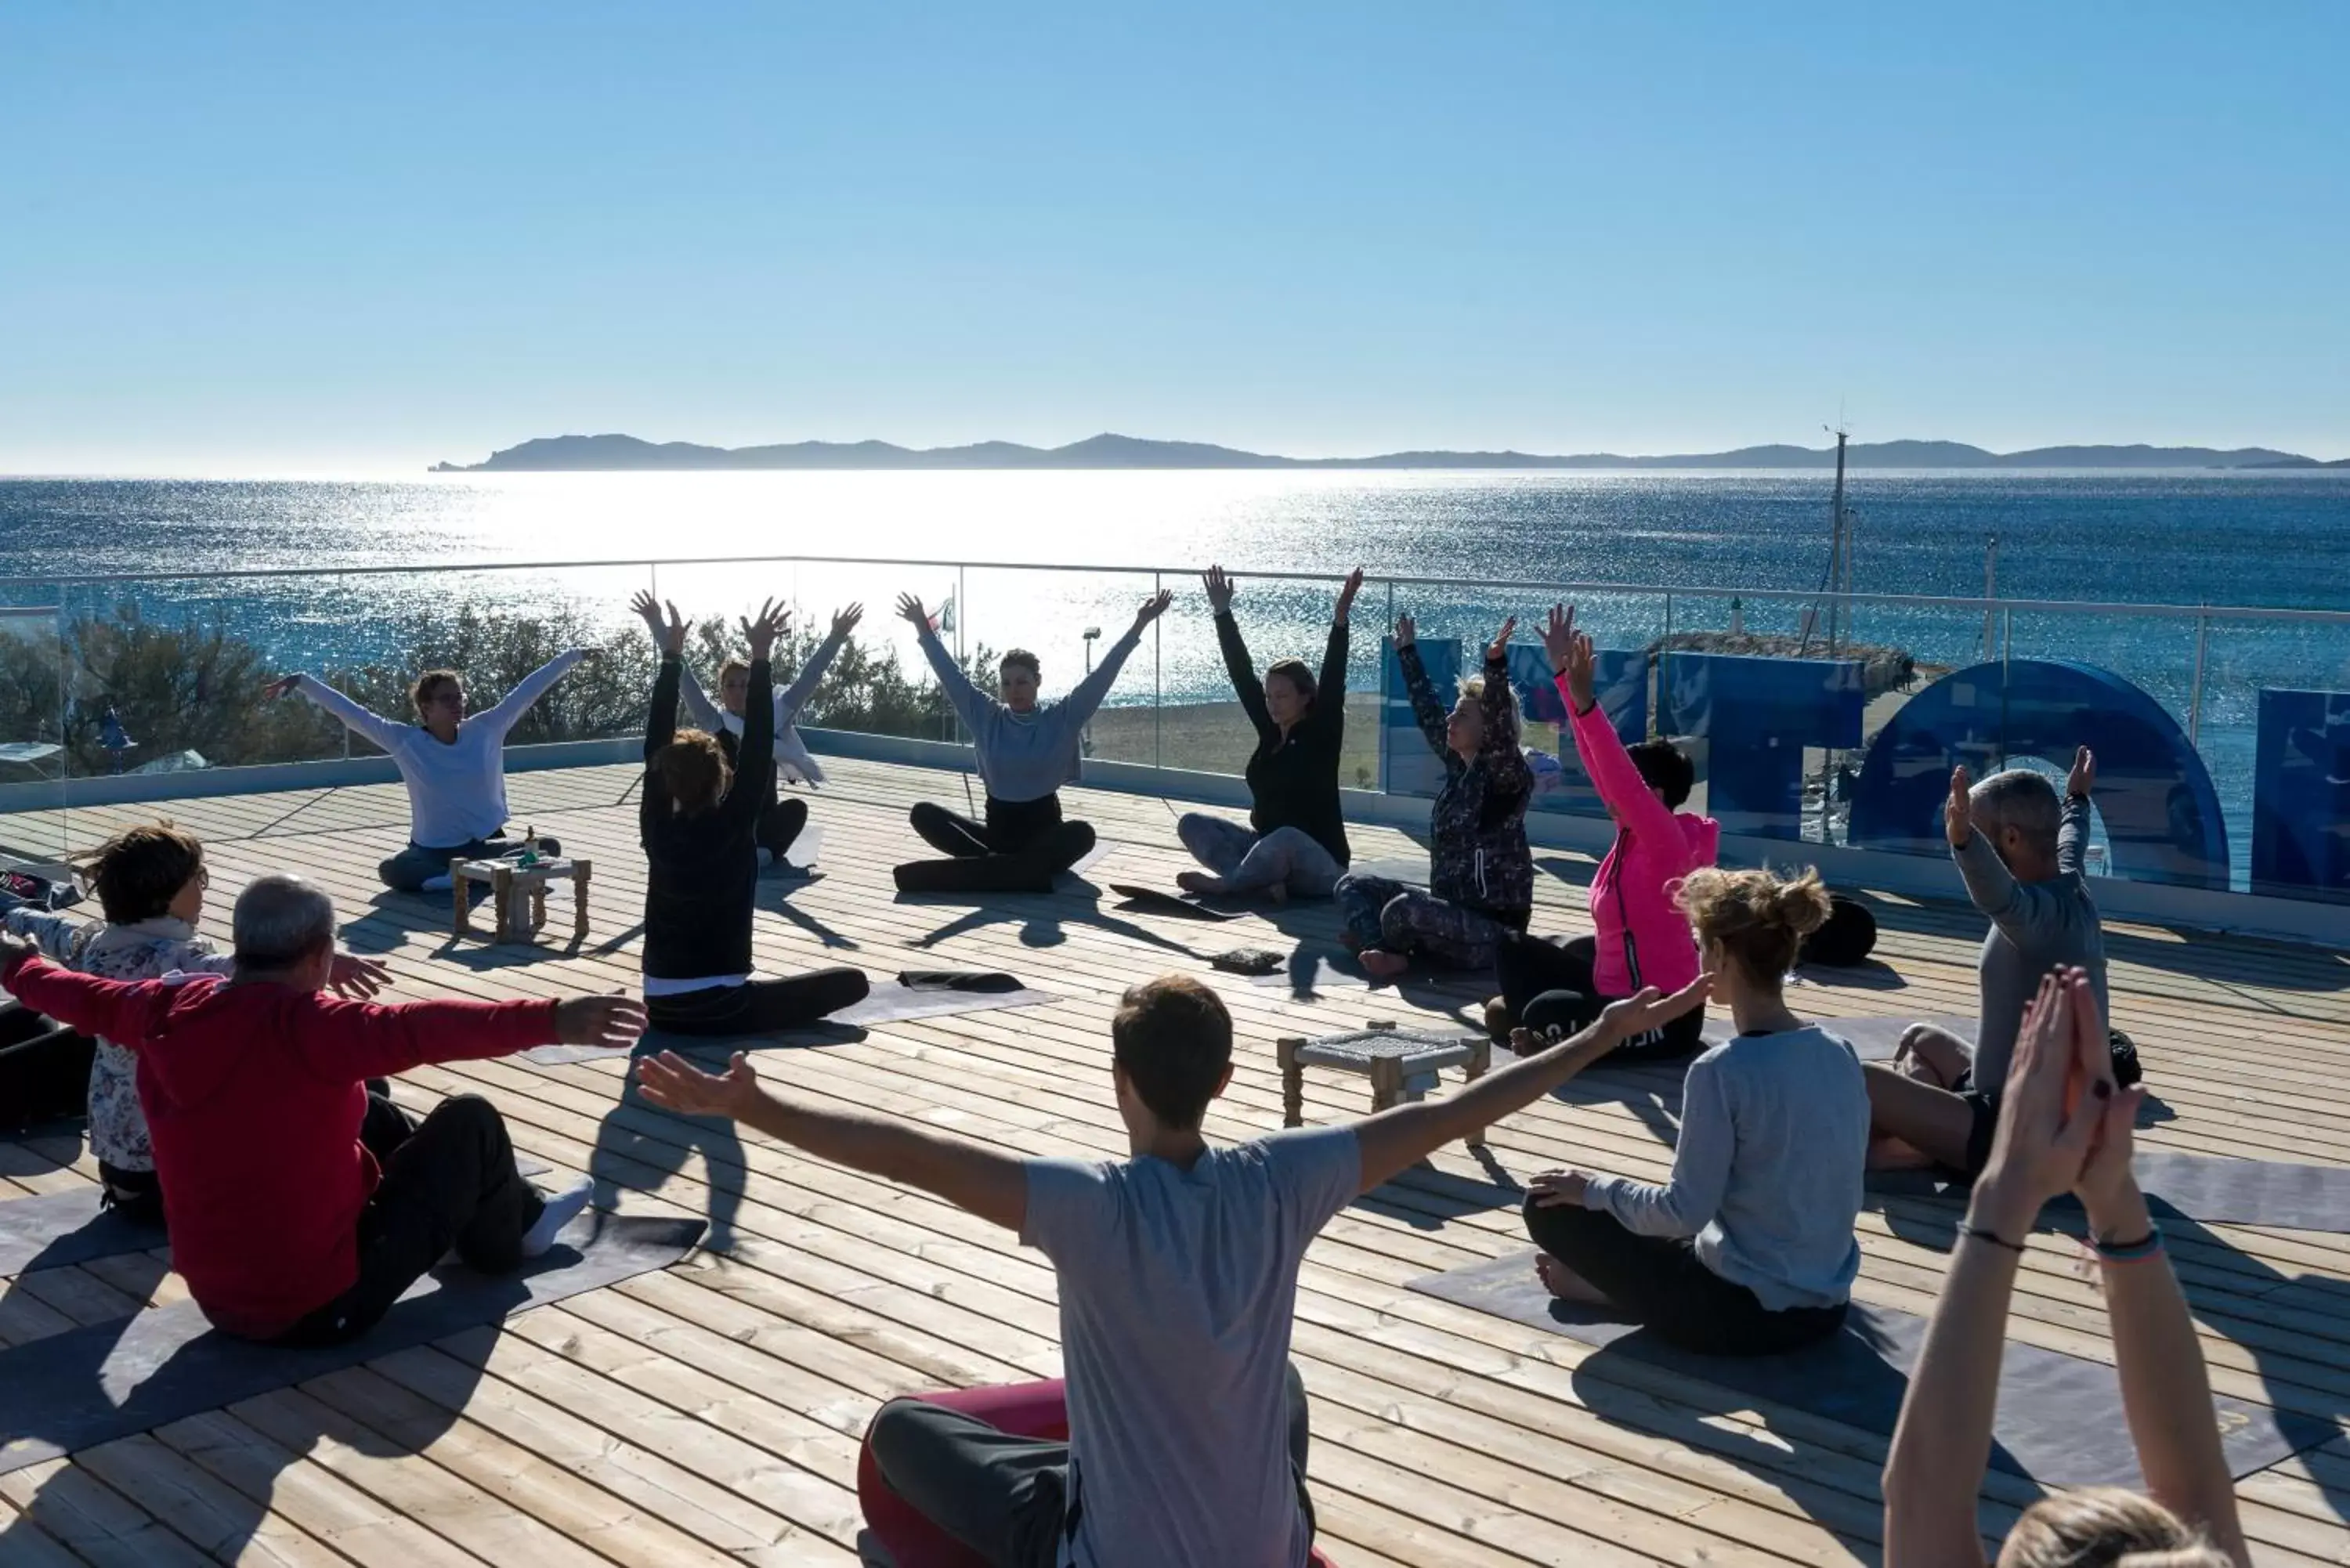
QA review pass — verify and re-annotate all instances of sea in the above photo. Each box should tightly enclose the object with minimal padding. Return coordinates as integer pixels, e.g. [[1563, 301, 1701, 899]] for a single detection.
[[3, 469, 2347, 867]]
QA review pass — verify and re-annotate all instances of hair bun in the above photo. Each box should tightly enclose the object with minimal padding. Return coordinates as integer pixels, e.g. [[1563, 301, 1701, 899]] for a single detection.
[[1767, 868, 1832, 938]]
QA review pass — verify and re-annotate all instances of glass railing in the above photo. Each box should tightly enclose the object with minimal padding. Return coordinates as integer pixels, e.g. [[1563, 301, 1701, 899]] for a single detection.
[[0, 554, 2344, 903]]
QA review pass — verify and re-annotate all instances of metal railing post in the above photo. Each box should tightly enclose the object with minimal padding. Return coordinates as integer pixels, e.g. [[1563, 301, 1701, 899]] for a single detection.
[[1152, 570, 1162, 774], [2188, 611, 2210, 747], [1379, 579, 1395, 794]]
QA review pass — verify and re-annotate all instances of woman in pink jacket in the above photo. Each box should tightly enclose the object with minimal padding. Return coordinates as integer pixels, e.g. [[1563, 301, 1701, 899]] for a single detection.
[[1488, 605, 1719, 1060]]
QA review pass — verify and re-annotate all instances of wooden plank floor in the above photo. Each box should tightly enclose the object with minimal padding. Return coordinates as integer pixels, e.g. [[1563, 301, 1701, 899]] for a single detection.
[[4, 757, 2349, 1567]]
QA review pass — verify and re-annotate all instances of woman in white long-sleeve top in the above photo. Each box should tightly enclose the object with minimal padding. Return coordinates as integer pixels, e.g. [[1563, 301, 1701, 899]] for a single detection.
[[890, 588, 1171, 894], [634, 593, 860, 867], [265, 647, 591, 891], [1520, 865, 1869, 1356]]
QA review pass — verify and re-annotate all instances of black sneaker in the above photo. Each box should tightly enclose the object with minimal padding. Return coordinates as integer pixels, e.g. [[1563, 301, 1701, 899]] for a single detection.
[[2107, 1029, 2143, 1089]]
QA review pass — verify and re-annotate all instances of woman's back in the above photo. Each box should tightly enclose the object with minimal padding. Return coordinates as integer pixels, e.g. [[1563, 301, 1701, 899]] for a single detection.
[[1699, 1024, 1869, 1306]]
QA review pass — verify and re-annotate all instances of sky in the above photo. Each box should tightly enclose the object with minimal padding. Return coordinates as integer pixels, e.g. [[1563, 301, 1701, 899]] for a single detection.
[[3, 2, 2345, 473]]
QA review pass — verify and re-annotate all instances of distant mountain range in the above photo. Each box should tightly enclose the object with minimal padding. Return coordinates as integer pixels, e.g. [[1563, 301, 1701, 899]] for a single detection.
[[433, 432, 2341, 472]]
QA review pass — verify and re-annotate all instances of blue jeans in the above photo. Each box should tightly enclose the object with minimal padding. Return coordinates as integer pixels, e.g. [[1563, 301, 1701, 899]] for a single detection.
[[378, 832, 551, 892], [1175, 815, 1342, 898]]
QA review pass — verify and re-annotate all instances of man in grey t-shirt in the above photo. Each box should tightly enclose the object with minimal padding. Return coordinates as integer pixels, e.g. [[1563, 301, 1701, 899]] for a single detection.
[[637, 967, 1706, 1567]]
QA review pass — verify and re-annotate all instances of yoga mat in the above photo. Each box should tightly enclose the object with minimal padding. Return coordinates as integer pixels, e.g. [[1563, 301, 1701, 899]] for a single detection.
[[1064, 839, 1113, 879], [1688, 1013, 1973, 1064], [1348, 855, 1434, 887], [781, 826, 822, 871], [1869, 1150, 2350, 1234], [1105, 884, 1244, 923], [1409, 1250, 2330, 1488], [0, 1155, 555, 1277], [0, 1213, 703, 1473], [1246, 949, 1486, 996], [520, 982, 1059, 1065]]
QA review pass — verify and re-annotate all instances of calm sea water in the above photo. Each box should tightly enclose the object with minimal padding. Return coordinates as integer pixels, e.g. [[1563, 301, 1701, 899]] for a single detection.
[[3, 469, 2346, 869]]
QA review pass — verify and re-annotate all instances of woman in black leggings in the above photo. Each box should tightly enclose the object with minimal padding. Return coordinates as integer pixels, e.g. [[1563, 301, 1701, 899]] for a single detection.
[[639, 598, 869, 1035]]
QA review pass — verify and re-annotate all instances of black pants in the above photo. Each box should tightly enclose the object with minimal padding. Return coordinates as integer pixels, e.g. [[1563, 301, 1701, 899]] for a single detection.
[[866, 1364, 1314, 1568], [274, 1093, 543, 1347], [1524, 1197, 1846, 1357], [757, 795, 809, 861], [100, 1078, 405, 1233], [897, 794, 1097, 894], [645, 969, 871, 1035], [1495, 933, 1706, 1063]]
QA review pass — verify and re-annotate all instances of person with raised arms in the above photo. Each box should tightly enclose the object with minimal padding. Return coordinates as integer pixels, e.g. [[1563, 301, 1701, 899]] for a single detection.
[[0, 875, 639, 1345], [631, 591, 862, 869], [1174, 565, 1362, 904], [264, 644, 593, 892], [1488, 603, 1718, 1056], [1863, 753, 2124, 1180], [1882, 967, 2246, 1568], [638, 595, 870, 1035], [1333, 612, 1533, 977], [634, 966, 1705, 1568], [891, 587, 1171, 895], [1521, 865, 1867, 1353]]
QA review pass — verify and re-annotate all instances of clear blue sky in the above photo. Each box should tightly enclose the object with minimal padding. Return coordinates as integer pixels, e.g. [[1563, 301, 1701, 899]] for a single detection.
[[5, 1, 2345, 471]]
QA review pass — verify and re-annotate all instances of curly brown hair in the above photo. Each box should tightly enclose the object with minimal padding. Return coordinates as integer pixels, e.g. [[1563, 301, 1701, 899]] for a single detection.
[[80, 820, 206, 925], [653, 729, 732, 814]]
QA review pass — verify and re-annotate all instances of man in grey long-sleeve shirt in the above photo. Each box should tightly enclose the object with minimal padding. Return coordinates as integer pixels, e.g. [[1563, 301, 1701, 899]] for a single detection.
[[1863, 750, 2111, 1176]]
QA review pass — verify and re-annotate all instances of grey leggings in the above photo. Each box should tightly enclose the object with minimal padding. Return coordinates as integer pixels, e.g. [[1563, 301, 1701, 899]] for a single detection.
[[1176, 815, 1342, 898], [1332, 873, 1515, 970]]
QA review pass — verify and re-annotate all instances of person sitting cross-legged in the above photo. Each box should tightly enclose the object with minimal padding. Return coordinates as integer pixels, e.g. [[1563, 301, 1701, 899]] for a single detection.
[[1882, 967, 2248, 1568], [1864, 751, 2131, 1180], [1522, 865, 1868, 1355], [0, 875, 640, 1345], [636, 967, 1705, 1567]]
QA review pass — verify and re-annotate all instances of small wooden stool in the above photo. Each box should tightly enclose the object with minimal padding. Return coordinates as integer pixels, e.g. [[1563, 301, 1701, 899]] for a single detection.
[[451, 855, 591, 945], [1276, 1019, 1494, 1148]]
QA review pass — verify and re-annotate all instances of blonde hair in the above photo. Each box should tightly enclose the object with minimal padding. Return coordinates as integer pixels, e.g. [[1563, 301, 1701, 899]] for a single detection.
[[1455, 674, 1517, 710], [1998, 1488, 2229, 1568], [1674, 865, 1831, 985]]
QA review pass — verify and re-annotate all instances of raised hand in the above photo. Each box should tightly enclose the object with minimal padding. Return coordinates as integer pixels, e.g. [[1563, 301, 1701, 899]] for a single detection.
[[637, 1048, 760, 1120], [2068, 746, 2096, 800], [895, 592, 931, 630], [1538, 603, 1578, 670], [325, 952, 391, 1000], [1394, 612, 1416, 649], [2059, 968, 2142, 1220], [653, 598, 690, 657], [1133, 588, 1174, 630], [1202, 565, 1235, 616], [628, 589, 665, 640], [1972, 973, 2111, 1235], [0, 927, 34, 970], [1527, 1168, 1590, 1209], [1596, 974, 1712, 1043], [1334, 566, 1365, 623], [1946, 765, 1975, 848], [831, 603, 866, 640], [552, 994, 648, 1049], [1486, 615, 1517, 666], [742, 598, 790, 660], [261, 674, 301, 701]]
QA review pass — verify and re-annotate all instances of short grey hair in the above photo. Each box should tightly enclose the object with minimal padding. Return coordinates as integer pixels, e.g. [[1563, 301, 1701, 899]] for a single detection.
[[1970, 768, 2062, 856], [233, 873, 338, 970]]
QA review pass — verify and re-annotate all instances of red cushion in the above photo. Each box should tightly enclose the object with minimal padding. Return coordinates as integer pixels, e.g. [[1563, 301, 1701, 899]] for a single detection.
[[857, 1379, 1336, 1567]]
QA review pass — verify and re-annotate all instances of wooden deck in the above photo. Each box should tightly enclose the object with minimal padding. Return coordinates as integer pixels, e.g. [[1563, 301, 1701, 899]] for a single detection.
[[4, 755, 2349, 1567]]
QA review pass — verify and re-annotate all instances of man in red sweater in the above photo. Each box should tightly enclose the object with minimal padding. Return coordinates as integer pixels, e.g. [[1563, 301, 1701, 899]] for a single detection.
[[0, 873, 644, 1344]]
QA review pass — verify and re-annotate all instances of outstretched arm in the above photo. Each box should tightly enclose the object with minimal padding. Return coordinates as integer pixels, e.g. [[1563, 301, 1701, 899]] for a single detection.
[[1479, 622, 1533, 797], [1352, 978, 1709, 1191], [1059, 591, 1166, 728], [900, 594, 995, 739], [1578, 1057, 1733, 1237], [479, 648, 590, 736], [638, 1050, 1027, 1230], [2, 905, 89, 963], [1394, 630, 1452, 762], [776, 603, 862, 726], [1213, 608, 1272, 734], [0, 949, 168, 1046], [1312, 576, 1358, 739], [2058, 755, 2094, 876], [273, 673, 406, 752]]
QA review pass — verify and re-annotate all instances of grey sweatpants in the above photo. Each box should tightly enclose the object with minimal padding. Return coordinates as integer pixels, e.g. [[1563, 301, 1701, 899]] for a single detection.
[[1176, 815, 1342, 898]]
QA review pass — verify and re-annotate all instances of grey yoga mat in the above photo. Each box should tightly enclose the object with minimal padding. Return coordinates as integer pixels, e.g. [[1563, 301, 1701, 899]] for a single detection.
[[1246, 948, 1488, 997], [1408, 1249, 2332, 1488], [0, 1154, 555, 1277], [0, 1213, 703, 1473], [1868, 1150, 2350, 1233], [520, 981, 1059, 1066]]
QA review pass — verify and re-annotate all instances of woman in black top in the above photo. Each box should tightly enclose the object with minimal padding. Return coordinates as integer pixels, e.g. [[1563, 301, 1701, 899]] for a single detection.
[[1174, 565, 1361, 902], [639, 598, 868, 1035]]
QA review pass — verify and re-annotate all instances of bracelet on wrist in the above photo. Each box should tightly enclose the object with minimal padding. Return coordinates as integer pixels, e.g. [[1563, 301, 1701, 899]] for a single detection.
[[2091, 1224, 2164, 1263], [1961, 1225, 2026, 1254]]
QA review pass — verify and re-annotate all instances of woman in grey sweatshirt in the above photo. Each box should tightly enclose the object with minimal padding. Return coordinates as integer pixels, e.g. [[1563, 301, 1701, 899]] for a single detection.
[[891, 588, 1171, 894], [1520, 865, 1870, 1356]]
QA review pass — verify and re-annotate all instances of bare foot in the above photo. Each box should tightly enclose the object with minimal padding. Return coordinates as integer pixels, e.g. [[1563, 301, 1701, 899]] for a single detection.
[[1535, 1253, 1610, 1305], [1358, 948, 1408, 980], [1176, 872, 1221, 897], [1867, 1134, 1936, 1170], [1483, 997, 1512, 1043]]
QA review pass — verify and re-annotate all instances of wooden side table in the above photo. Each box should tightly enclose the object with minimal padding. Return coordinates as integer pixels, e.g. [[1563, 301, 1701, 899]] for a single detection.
[[451, 856, 592, 945], [1276, 1019, 1494, 1149]]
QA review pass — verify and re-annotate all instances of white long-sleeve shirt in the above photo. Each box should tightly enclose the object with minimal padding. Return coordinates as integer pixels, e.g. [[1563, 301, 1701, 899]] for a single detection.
[[1582, 1023, 1868, 1312], [291, 649, 586, 848], [674, 626, 849, 786]]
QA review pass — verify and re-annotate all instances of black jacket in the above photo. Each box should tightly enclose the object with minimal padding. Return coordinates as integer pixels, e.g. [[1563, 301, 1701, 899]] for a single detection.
[[640, 656, 773, 981], [1397, 642, 1532, 921], [1217, 610, 1351, 867]]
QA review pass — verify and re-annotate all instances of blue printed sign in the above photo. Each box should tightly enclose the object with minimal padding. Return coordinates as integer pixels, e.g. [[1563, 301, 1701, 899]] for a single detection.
[[1661, 652, 1865, 840]]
